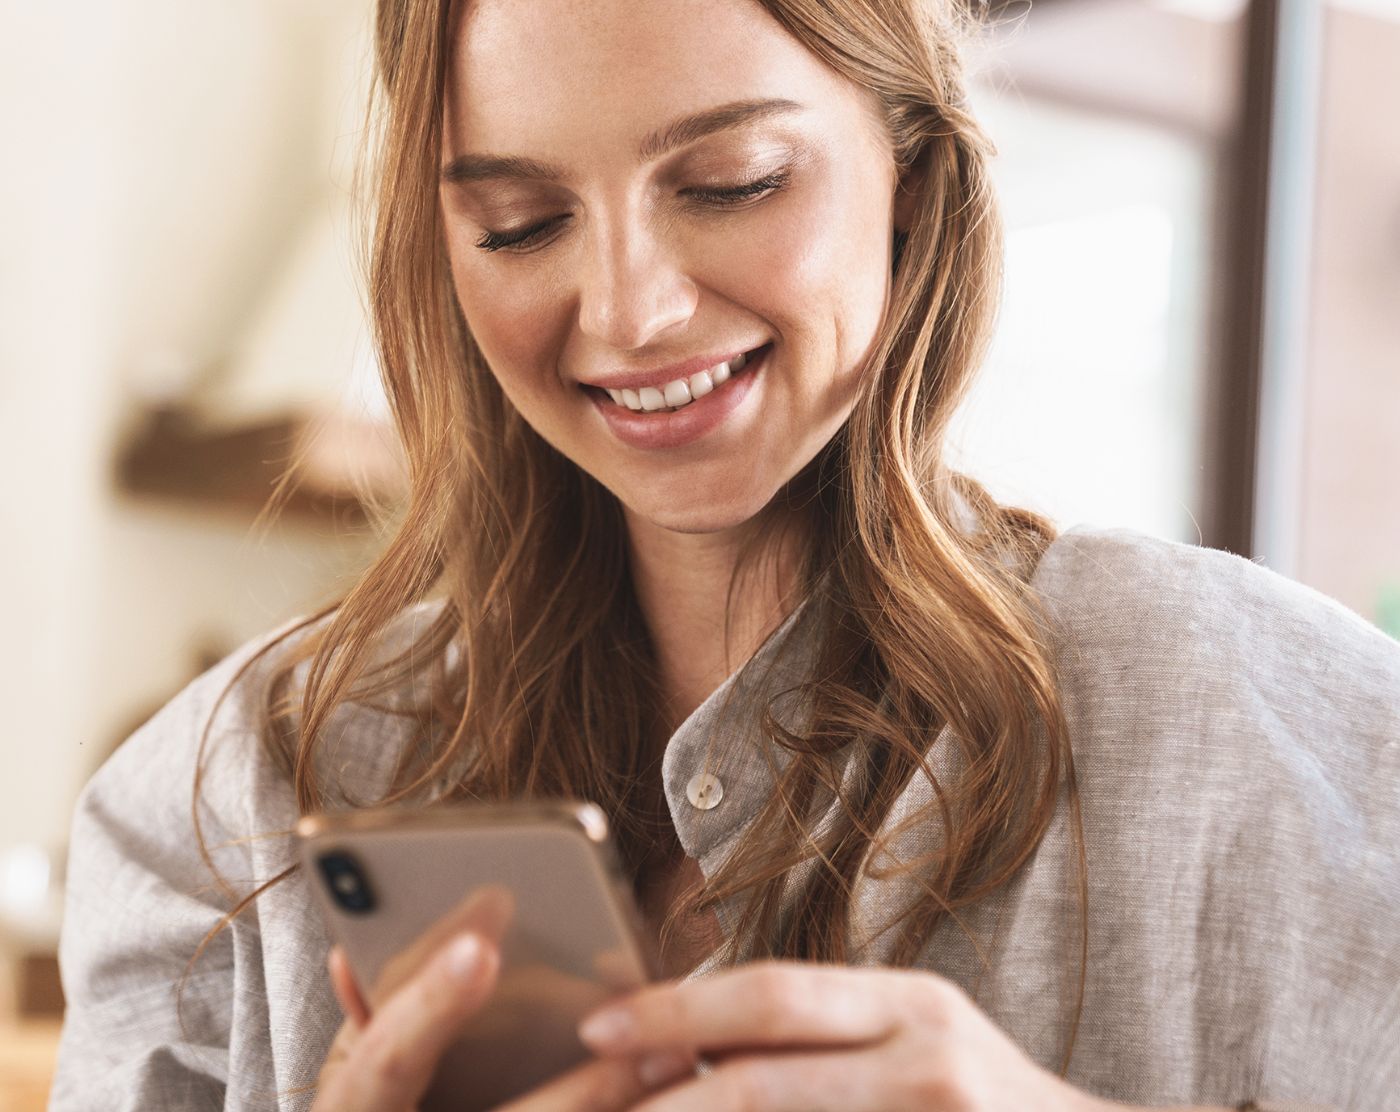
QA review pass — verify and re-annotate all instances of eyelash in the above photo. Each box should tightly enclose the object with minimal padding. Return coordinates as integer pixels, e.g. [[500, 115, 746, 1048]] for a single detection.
[[473, 168, 793, 254]]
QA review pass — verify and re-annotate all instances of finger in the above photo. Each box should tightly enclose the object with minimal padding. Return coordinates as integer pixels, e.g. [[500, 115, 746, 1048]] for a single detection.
[[328, 945, 371, 1029], [630, 1049, 874, 1112], [577, 962, 904, 1057], [492, 961, 631, 1020], [494, 1049, 697, 1112], [591, 945, 648, 993], [369, 883, 516, 1007], [328, 931, 501, 1112], [322, 1019, 360, 1076]]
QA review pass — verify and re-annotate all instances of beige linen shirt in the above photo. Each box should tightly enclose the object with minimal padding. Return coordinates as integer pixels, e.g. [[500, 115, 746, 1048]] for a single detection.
[[51, 526, 1400, 1110]]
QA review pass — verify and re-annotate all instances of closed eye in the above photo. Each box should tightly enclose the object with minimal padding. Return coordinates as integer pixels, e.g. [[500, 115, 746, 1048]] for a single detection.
[[473, 168, 792, 254], [683, 168, 791, 206], [474, 217, 567, 253]]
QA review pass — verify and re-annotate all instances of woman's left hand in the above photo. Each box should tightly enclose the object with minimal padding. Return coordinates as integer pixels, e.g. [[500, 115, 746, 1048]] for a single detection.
[[574, 960, 1123, 1112]]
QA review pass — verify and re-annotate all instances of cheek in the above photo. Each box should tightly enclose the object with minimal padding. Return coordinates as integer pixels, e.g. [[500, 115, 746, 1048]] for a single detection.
[[446, 245, 569, 402], [704, 179, 891, 371]]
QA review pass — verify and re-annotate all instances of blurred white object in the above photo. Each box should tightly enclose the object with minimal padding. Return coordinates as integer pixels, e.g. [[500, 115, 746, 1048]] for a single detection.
[[0, 844, 64, 951]]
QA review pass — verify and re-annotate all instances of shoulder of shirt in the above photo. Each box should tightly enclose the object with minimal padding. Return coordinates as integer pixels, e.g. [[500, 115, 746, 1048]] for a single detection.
[[1027, 523, 1400, 761], [1032, 523, 1398, 664], [80, 598, 453, 836]]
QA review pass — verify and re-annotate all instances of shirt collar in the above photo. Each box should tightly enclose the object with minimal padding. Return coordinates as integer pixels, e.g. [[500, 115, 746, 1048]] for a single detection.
[[660, 596, 823, 867]]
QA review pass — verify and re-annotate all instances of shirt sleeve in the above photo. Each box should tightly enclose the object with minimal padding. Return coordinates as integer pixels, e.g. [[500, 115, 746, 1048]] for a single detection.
[[50, 645, 286, 1111], [1044, 528, 1400, 1110]]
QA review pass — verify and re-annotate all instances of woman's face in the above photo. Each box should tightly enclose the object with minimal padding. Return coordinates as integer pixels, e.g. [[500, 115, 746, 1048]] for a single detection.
[[441, 0, 905, 535]]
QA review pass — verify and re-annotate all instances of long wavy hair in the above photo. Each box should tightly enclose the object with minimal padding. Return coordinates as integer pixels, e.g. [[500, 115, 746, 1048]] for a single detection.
[[197, 0, 1089, 1076]]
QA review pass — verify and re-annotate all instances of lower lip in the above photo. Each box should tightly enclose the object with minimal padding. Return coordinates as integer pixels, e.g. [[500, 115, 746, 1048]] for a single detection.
[[586, 346, 768, 451]]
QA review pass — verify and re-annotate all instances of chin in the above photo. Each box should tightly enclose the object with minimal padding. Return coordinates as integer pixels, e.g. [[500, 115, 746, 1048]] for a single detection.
[[623, 484, 781, 536]]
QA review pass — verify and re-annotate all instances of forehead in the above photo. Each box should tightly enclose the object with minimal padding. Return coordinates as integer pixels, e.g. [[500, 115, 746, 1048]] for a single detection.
[[446, 0, 881, 159]]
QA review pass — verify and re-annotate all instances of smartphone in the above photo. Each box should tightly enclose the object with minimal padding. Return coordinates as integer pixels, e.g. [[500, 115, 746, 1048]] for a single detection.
[[296, 800, 662, 1111]]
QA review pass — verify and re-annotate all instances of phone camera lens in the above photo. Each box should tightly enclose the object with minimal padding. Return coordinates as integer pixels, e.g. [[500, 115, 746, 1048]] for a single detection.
[[316, 850, 376, 914]]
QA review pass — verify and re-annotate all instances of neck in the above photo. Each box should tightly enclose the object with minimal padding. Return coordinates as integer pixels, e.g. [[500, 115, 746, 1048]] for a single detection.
[[625, 505, 807, 734]]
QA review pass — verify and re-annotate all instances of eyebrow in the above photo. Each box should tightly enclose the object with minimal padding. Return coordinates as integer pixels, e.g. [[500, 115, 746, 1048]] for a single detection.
[[440, 97, 806, 185]]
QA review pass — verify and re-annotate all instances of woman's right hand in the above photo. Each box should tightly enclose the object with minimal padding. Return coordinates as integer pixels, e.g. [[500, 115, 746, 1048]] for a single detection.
[[311, 885, 695, 1112]]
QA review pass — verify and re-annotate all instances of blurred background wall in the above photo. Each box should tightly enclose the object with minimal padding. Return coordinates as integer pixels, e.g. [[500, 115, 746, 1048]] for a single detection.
[[0, 4, 388, 1096], [1, 0, 1397, 1104]]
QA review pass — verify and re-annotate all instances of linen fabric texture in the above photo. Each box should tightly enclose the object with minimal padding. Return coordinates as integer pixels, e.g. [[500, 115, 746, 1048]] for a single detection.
[[51, 526, 1400, 1110]]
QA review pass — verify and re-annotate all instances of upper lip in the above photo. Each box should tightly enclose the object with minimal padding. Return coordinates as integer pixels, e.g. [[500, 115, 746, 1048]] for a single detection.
[[578, 344, 766, 392]]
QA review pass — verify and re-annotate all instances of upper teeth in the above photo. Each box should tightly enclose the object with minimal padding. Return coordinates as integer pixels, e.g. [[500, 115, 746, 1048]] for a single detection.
[[605, 351, 749, 413]]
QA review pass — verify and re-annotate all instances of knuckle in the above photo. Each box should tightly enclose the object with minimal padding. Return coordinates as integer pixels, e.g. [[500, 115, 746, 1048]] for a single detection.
[[359, 1022, 420, 1088], [905, 972, 961, 1028], [906, 1053, 976, 1112], [746, 963, 804, 1026], [314, 1023, 357, 1094], [716, 1058, 772, 1112], [907, 1067, 957, 1109], [931, 973, 969, 1008]]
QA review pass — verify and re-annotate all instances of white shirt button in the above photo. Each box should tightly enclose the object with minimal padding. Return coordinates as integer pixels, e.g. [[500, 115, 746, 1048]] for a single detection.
[[685, 772, 724, 810]]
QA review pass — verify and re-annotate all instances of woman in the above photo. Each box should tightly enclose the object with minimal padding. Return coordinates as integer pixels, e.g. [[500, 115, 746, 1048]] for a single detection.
[[52, 0, 1399, 1109]]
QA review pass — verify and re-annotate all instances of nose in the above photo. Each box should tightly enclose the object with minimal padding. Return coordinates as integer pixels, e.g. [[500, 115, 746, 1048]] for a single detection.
[[576, 218, 697, 350]]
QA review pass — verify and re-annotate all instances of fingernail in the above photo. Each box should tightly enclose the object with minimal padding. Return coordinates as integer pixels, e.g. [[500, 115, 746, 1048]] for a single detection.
[[636, 1049, 694, 1087], [441, 934, 482, 982], [578, 1006, 636, 1049]]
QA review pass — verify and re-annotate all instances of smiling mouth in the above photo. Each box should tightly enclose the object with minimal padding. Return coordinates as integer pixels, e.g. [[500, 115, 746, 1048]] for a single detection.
[[587, 344, 770, 414]]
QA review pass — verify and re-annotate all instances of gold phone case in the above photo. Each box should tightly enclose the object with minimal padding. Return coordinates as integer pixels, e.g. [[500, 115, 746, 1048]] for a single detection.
[[297, 800, 661, 1111]]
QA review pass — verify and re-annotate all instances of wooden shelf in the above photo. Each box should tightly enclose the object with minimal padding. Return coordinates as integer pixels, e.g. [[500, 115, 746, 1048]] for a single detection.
[[114, 405, 406, 525]]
